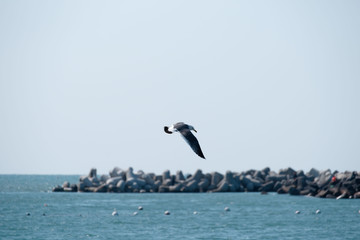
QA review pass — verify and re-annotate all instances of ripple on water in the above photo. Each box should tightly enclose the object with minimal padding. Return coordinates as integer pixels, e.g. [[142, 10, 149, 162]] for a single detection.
[[1, 191, 360, 239]]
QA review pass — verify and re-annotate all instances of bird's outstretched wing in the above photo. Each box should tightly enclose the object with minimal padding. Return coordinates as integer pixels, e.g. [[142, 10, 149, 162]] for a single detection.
[[178, 129, 205, 159]]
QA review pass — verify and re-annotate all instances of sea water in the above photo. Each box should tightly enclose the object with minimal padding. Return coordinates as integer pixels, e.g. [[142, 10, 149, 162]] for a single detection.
[[0, 175, 359, 239]]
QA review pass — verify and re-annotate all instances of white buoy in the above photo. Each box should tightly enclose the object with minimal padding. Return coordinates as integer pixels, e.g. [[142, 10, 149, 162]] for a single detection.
[[133, 212, 138, 216], [315, 209, 321, 214], [224, 207, 230, 212], [112, 209, 118, 216], [295, 210, 300, 214], [138, 206, 143, 210], [193, 211, 198, 215], [164, 210, 170, 215]]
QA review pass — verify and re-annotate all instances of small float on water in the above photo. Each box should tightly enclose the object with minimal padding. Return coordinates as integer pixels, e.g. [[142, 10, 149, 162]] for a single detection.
[[112, 209, 118, 216]]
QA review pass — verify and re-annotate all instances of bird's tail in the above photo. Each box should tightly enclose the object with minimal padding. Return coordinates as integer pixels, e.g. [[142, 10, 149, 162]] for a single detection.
[[164, 126, 173, 134]]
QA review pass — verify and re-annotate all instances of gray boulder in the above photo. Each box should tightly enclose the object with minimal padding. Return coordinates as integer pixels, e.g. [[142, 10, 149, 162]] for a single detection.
[[204, 173, 212, 183], [353, 192, 360, 199], [100, 174, 110, 183], [94, 184, 107, 193], [245, 169, 256, 176], [162, 170, 171, 181], [262, 167, 270, 175], [246, 182, 255, 191], [296, 170, 305, 177], [158, 185, 169, 192], [77, 182, 85, 192], [325, 193, 336, 198], [144, 184, 153, 192], [253, 170, 264, 181], [336, 191, 350, 199], [241, 175, 262, 191], [328, 185, 341, 197], [198, 178, 210, 192], [153, 180, 162, 192], [142, 174, 155, 185], [63, 187, 72, 192], [126, 167, 146, 188], [91, 177, 100, 187], [212, 181, 229, 192], [288, 186, 300, 195], [273, 181, 282, 192], [187, 169, 204, 183], [154, 175, 162, 182], [265, 174, 287, 183], [277, 186, 288, 194], [126, 167, 136, 179], [135, 170, 145, 178], [109, 167, 125, 178], [147, 172, 155, 180], [106, 176, 123, 186], [315, 189, 329, 198], [62, 181, 70, 188], [342, 181, 356, 195], [260, 181, 274, 192], [70, 184, 78, 192], [169, 183, 183, 192], [89, 168, 97, 178], [162, 178, 173, 186], [279, 167, 296, 177], [211, 172, 223, 186], [52, 185, 64, 192], [335, 172, 351, 181], [222, 171, 242, 191], [307, 168, 320, 178], [175, 170, 185, 182], [116, 180, 126, 192], [80, 176, 93, 188], [316, 169, 332, 188], [296, 176, 307, 190], [229, 184, 237, 192], [185, 179, 199, 192], [127, 181, 141, 192]]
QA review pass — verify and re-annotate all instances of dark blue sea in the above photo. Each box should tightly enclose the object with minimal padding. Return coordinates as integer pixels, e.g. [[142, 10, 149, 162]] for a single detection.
[[0, 175, 359, 239]]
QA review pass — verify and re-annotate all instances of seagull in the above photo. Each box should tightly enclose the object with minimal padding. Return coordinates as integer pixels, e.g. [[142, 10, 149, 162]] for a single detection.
[[164, 122, 205, 159], [112, 209, 118, 216]]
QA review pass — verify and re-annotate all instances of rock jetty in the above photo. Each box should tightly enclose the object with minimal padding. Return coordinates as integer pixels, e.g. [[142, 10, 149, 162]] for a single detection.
[[53, 167, 360, 199]]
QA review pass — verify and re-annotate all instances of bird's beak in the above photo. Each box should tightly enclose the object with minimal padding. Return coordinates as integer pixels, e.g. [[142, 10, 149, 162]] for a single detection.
[[194, 129, 197, 133]]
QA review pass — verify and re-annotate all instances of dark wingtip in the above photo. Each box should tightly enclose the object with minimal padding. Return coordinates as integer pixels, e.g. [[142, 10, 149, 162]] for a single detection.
[[164, 126, 172, 134], [198, 152, 206, 159]]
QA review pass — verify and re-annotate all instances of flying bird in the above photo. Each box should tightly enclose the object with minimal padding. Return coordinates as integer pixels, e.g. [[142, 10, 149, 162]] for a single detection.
[[164, 122, 205, 159]]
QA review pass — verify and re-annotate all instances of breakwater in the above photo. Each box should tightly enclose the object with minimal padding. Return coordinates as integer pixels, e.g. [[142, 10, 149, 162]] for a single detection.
[[53, 167, 360, 199]]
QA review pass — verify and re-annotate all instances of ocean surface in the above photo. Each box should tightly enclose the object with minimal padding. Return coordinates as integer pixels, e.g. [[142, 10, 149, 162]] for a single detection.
[[0, 175, 359, 240]]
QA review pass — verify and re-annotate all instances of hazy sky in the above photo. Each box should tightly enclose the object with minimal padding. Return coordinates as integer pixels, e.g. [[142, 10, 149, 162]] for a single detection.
[[1, 1, 359, 175]]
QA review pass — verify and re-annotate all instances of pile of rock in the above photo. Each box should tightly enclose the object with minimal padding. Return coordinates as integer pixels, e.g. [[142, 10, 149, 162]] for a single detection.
[[52, 167, 360, 199]]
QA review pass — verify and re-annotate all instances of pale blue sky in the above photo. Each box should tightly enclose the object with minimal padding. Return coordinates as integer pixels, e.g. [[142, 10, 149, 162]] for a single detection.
[[0, 1, 359, 174]]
